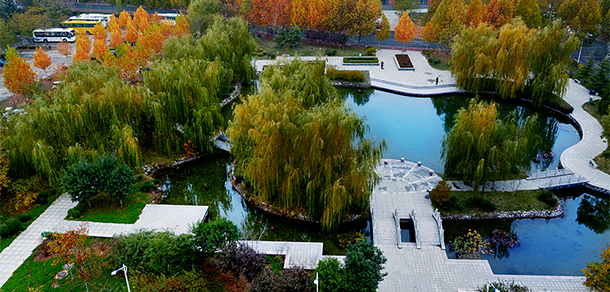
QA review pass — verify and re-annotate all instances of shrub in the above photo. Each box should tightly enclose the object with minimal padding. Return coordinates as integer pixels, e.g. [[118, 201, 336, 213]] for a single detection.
[[476, 280, 532, 292], [430, 181, 452, 207], [343, 57, 379, 63], [451, 229, 490, 259], [68, 207, 82, 219], [467, 196, 497, 212], [442, 195, 464, 212], [36, 190, 50, 205], [0, 224, 10, 237], [428, 56, 441, 64], [62, 155, 136, 208], [5, 218, 21, 234], [116, 230, 197, 275], [538, 190, 558, 207], [422, 49, 435, 56], [326, 67, 365, 82], [267, 52, 276, 59], [17, 213, 31, 223], [365, 46, 377, 56], [138, 180, 157, 192], [336, 231, 364, 249], [251, 266, 311, 292], [215, 242, 266, 282], [582, 247, 610, 292], [315, 258, 344, 292], [191, 217, 240, 256], [325, 49, 337, 56], [344, 241, 387, 292]]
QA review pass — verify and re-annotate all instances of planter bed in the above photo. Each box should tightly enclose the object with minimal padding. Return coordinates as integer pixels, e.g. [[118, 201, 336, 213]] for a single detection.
[[342, 57, 379, 66], [394, 54, 415, 71]]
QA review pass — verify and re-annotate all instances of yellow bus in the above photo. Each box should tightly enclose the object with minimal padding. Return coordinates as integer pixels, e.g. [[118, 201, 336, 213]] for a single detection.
[[59, 20, 101, 34]]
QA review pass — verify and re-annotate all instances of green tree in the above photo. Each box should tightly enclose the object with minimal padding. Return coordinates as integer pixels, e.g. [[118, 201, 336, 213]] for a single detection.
[[515, 0, 542, 28], [375, 13, 391, 45], [0, 0, 22, 19], [591, 58, 610, 114], [557, 0, 601, 43], [527, 19, 579, 105], [343, 241, 387, 292], [62, 155, 136, 208], [601, 7, 610, 44], [315, 258, 344, 292], [393, 0, 419, 13], [228, 59, 386, 231], [450, 23, 498, 94], [576, 55, 596, 86], [276, 25, 302, 48], [190, 217, 240, 256], [582, 247, 610, 292], [441, 100, 541, 192], [537, 0, 565, 22], [422, 0, 466, 45], [186, 0, 220, 33]]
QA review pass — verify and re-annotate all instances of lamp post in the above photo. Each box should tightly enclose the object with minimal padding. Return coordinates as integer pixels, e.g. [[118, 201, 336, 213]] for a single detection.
[[313, 272, 319, 292], [111, 264, 131, 292]]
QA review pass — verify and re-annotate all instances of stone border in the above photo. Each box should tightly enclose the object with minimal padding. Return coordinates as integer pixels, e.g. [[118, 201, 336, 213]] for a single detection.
[[441, 201, 564, 220], [393, 54, 415, 71]]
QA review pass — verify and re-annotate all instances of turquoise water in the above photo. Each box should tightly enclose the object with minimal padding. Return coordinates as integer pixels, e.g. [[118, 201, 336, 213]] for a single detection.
[[338, 88, 581, 174], [161, 88, 608, 273]]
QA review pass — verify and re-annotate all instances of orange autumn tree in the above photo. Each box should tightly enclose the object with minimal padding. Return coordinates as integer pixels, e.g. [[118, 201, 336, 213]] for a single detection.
[[57, 41, 72, 62], [486, 0, 515, 29], [466, 0, 486, 27], [125, 19, 139, 43], [3, 46, 37, 95], [92, 23, 107, 41], [134, 6, 151, 32], [108, 17, 124, 49], [119, 10, 131, 28], [91, 39, 109, 61], [33, 47, 52, 78], [291, 0, 328, 29], [394, 12, 417, 49], [74, 31, 91, 62], [139, 24, 165, 57], [249, 0, 291, 27]]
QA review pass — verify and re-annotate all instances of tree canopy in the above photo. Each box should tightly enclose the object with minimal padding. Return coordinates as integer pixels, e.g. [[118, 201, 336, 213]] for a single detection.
[[442, 99, 541, 192], [228, 59, 386, 230]]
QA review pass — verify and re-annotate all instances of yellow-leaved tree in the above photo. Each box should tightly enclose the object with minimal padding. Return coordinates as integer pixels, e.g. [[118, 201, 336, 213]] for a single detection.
[[33, 47, 52, 79], [394, 12, 417, 50]]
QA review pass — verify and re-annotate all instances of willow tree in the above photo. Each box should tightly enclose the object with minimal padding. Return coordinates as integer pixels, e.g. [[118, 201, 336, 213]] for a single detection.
[[144, 57, 224, 155], [527, 19, 579, 105], [442, 99, 541, 192], [1, 62, 148, 182], [450, 23, 498, 94], [228, 59, 386, 230]]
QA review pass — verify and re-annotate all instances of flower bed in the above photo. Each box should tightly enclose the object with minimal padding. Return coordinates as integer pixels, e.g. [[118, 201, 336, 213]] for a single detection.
[[394, 54, 414, 71], [342, 57, 379, 65]]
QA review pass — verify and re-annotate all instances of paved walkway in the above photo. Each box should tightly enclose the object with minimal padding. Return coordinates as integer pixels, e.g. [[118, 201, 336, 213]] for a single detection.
[[560, 80, 610, 194], [0, 193, 208, 287], [243, 240, 323, 270], [372, 159, 587, 292]]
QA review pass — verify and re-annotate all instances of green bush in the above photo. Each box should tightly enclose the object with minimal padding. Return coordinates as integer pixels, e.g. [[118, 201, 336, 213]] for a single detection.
[[138, 180, 157, 192], [191, 217, 240, 256], [442, 195, 464, 212], [422, 49, 435, 56], [68, 207, 82, 219], [326, 67, 365, 82], [365, 46, 377, 56], [538, 190, 558, 207], [428, 56, 441, 64], [325, 49, 337, 56], [5, 218, 21, 234], [17, 214, 31, 223], [343, 57, 379, 63], [267, 52, 276, 59], [467, 196, 497, 212], [335, 231, 364, 249], [0, 224, 10, 238]]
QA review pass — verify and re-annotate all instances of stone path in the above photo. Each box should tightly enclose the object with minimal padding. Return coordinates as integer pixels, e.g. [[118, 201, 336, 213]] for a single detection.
[[372, 159, 587, 292], [0, 193, 208, 287]]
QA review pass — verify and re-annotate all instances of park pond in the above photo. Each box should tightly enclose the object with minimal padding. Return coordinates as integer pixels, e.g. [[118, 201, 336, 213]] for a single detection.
[[159, 88, 608, 275]]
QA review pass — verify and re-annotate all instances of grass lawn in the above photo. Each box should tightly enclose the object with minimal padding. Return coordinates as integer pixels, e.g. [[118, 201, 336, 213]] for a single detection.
[[0, 195, 60, 253], [67, 192, 148, 224], [1, 240, 124, 292], [436, 189, 556, 217], [583, 100, 610, 175]]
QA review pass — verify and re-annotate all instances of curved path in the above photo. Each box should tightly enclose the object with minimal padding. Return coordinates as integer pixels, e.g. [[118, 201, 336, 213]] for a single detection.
[[560, 80, 610, 193]]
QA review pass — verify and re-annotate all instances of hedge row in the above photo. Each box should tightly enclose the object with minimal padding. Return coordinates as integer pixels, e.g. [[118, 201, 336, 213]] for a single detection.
[[343, 57, 379, 63], [326, 67, 365, 82]]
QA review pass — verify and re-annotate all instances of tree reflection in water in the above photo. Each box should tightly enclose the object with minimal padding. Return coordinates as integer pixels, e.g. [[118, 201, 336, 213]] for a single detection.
[[576, 194, 610, 234]]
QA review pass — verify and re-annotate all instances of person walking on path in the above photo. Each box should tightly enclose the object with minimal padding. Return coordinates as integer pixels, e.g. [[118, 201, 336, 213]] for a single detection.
[[381, 61, 384, 69], [435, 76, 439, 85]]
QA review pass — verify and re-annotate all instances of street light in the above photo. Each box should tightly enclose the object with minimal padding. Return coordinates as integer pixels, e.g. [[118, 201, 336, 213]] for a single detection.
[[111, 264, 131, 292], [313, 272, 319, 292]]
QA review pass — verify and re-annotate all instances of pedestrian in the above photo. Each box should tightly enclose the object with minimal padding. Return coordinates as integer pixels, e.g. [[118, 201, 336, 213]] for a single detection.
[[435, 76, 439, 85], [381, 61, 384, 69]]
